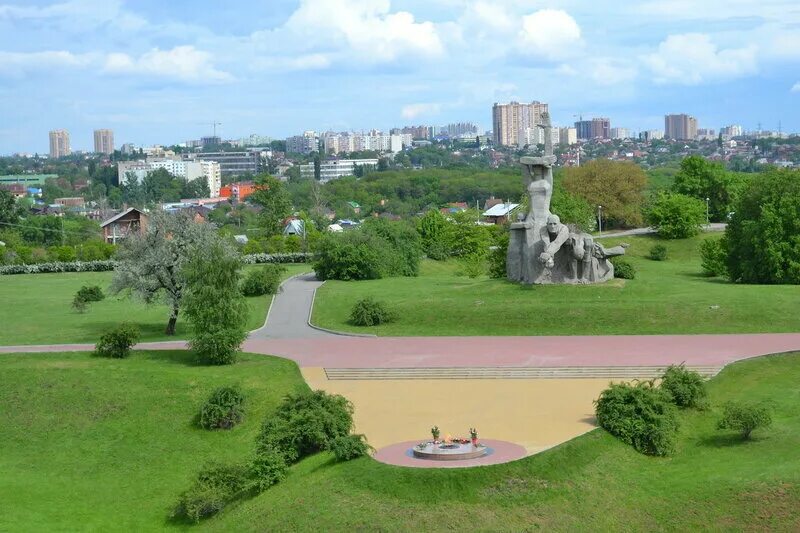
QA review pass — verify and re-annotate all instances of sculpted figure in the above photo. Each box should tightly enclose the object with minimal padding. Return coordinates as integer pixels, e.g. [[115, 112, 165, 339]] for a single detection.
[[538, 214, 569, 268]]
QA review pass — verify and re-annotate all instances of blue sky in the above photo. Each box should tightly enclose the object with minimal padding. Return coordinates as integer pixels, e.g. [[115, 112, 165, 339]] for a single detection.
[[1, 0, 799, 154]]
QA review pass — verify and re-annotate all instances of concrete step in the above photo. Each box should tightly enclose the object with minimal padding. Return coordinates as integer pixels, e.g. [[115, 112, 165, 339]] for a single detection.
[[323, 366, 722, 380]]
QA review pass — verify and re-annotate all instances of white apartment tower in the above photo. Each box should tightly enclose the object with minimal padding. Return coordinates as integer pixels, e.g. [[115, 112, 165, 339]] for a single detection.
[[492, 101, 549, 147]]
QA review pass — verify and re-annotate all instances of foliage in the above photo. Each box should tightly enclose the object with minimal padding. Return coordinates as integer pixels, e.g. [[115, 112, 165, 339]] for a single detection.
[[648, 244, 668, 261], [328, 434, 372, 462], [456, 253, 487, 278], [94, 323, 140, 359], [725, 169, 800, 284], [255, 390, 354, 464], [241, 264, 287, 297], [660, 364, 707, 408], [249, 448, 288, 492], [699, 237, 728, 277], [172, 462, 250, 523], [240, 252, 312, 264], [182, 239, 248, 365], [198, 386, 246, 430], [488, 230, 509, 279], [71, 294, 88, 313], [611, 258, 636, 279], [314, 220, 420, 281], [645, 192, 706, 239], [416, 209, 454, 260], [349, 297, 397, 326], [562, 160, 648, 227], [594, 380, 679, 456], [672, 155, 748, 221], [111, 211, 220, 335], [76, 285, 105, 302], [0, 189, 23, 225], [717, 401, 772, 439], [549, 181, 596, 231], [249, 174, 292, 236]]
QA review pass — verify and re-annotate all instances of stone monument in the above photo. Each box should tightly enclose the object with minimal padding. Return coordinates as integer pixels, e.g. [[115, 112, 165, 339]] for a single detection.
[[507, 113, 626, 284]]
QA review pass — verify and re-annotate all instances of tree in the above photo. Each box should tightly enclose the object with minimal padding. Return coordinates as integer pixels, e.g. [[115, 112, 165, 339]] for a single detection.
[[0, 189, 23, 225], [377, 157, 389, 172], [717, 401, 772, 439], [645, 192, 706, 239], [182, 238, 248, 364], [562, 160, 647, 227], [248, 175, 292, 236], [672, 155, 740, 221], [725, 169, 800, 284], [416, 209, 454, 260], [111, 211, 220, 335]]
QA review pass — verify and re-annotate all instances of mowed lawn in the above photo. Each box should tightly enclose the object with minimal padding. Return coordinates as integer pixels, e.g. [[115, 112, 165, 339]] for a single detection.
[[312, 234, 800, 336], [1, 351, 798, 531], [0, 264, 309, 345]]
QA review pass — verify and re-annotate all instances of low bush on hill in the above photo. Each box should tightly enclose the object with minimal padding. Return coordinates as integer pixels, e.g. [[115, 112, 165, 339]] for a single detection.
[[699, 237, 728, 277], [595, 380, 679, 456], [648, 244, 668, 261], [241, 264, 286, 297], [94, 323, 140, 359], [328, 434, 372, 462], [611, 258, 636, 279], [717, 401, 772, 440], [349, 298, 397, 326], [198, 386, 246, 430], [172, 463, 251, 523], [660, 364, 707, 409]]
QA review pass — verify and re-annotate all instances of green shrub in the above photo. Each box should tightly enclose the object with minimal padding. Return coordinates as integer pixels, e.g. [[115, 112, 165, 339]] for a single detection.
[[595, 381, 679, 456], [198, 386, 246, 430], [699, 237, 728, 277], [172, 462, 249, 523], [648, 244, 668, 261], [717, 401, 772, 439], [249, 448, 288, 492], [76, 285, 105, 302], [611, 258, 636, 279], [256, 390, 355, 463], [488, 231, 509, 279], [71, 294, 88, 313], [645, 192, 706, 239], [94, 323, 140, 359], [241, 264, 287, 296], [349, 298, 397, 326], [329, 434, 372, 462], [457, 253, 487, 278], [660, 364, 707, 408]]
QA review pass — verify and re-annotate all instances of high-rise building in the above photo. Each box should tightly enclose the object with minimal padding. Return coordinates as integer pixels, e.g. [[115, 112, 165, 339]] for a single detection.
[[575, 118, 611, 140], [286, 131, 319, 154], [720, 125, 743, 138], [639, 130, 665, 142], [558, 127, 578, 145], [93, 129, 114, 155], [49, 129, 71, 158], [574, 120, 592, 140], [492, 101, 549, 147], [664, 114, 698, 140], [610, 127, 630, 140]]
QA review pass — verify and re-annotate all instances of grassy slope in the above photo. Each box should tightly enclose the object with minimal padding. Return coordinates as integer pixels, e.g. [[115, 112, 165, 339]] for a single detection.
[[208, 353, 800, 531], [1, 351, 798, 531], [312, 234, 800, 336], [0, 351, 309, 532], [0, 264, 309, 345]]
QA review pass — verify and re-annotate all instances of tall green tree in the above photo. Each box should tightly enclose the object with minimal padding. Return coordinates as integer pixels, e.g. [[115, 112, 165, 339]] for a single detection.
[[182, 238, 248, 365], [0, 189, 23, 225], [645, 192, 706, 239], [562, 160, 647, 228], [672, 155, 739, 221], [111, 211, 220, 335], [249, 175, 292, 235]]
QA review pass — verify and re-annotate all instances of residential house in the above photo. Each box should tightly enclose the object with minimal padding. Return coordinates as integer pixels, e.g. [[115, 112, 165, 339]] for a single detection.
[[100, 207, 148, 243]]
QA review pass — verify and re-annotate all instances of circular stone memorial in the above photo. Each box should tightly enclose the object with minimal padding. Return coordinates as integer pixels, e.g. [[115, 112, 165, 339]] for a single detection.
[[412, 441, 488, 461]]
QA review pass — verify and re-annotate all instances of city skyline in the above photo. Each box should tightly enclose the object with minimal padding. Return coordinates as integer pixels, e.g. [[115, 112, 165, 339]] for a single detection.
[[1, 0, 799, 154]]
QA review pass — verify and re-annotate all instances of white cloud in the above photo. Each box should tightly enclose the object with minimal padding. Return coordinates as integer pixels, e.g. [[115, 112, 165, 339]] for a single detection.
[[103, 46, 233, 83], [588, 58, 637, 86], [0, 0, 146, 32], [792, 82, 800, 93], [518, 9, 582, 61], [401, 103, 441, 119], [641, 33, 757, 84], [0, 50, 95, 73]]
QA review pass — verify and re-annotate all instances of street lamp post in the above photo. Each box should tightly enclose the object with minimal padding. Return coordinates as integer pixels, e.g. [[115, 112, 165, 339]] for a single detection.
[[597, 205, 603, 234], [705, 197, 710, 226]]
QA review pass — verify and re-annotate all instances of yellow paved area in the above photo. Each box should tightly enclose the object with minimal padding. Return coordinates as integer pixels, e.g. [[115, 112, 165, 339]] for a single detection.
[[302, 368, 619, 454]]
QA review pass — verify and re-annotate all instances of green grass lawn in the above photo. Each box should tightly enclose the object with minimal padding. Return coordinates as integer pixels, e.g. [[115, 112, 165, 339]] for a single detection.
[[2, 350, 798, 531], [0, 264, 310, 345], [312, 234, 800, 336]]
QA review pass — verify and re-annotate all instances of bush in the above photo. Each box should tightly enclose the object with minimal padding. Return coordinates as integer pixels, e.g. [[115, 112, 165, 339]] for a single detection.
[[648, 244, 668, 261], [699, 237, 728, 277], [256, 390, 354, 463], [249, 448, 288, 492], [76, 285, 105, 302], [172, 462, 249, 523], [611, 258, 636, 279], [725, 168, 800, 284], [241, 264, 286, 296], [349, 297, 397, 326], [94, 323, 140, 359], [645, 192, 706, 239], [456, 253, 487, 278], [0, 259, 116, 275], [717, 401, 772, 439], [71, 294, 88, 313], [660, 364, 707, 408], [595, 381, 679, 456], [329, 434, 372, 462], [198, 386, 246, 430], [488, 231, 509, 279]]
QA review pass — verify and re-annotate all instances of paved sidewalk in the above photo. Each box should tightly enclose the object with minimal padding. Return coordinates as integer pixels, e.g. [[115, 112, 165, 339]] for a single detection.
[[248, 273, 333, 339]]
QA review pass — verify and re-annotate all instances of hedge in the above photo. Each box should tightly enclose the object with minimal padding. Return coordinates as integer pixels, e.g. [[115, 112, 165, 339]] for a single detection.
[[0, 253, 313, 275]]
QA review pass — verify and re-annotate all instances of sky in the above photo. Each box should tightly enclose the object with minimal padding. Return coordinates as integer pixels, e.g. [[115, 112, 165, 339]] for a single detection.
[[0, 0, 799, 154]]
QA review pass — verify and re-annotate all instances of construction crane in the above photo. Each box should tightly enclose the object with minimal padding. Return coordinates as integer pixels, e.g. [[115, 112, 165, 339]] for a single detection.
[[198, 121, 222, 137]]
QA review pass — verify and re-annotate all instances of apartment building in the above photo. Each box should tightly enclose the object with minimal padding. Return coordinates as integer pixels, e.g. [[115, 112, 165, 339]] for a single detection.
[[491, 101, 549, 147], [49, 129, 71, 158]]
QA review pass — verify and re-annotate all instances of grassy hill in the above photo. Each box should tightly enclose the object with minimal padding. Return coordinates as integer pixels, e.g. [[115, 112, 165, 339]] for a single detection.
[[312, 234, 800, 336], [1, 350, 798, 531], [0, 264, 309, 345]]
